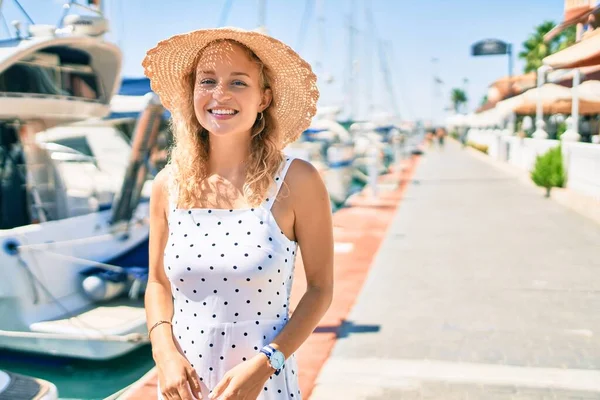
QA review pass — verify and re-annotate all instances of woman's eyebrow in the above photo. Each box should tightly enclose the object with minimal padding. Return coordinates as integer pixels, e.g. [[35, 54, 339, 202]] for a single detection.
[[198, 70, 250, 78]]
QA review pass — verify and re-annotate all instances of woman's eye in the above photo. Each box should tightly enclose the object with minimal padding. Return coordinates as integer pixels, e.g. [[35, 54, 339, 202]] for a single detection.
[[232, 80, 247, 87], [200, 78, 215, 85]]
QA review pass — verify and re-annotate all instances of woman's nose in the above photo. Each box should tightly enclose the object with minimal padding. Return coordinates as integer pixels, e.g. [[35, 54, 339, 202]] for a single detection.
[[212, 83, 232, 101]]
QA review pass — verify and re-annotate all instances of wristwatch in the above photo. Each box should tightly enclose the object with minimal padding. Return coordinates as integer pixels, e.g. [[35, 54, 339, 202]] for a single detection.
[[260, 344, 285, 375]]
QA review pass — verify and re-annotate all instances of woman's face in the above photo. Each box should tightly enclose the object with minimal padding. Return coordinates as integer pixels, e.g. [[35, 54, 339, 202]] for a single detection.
[[193, 41, 271, 138]]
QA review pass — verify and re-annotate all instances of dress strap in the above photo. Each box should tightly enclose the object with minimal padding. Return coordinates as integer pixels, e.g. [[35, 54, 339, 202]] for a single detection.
[[264, 157, 295, 210]]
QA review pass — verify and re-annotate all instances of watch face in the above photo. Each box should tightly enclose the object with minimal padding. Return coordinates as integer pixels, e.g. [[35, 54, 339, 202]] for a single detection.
[[270, 351, 285, 370]]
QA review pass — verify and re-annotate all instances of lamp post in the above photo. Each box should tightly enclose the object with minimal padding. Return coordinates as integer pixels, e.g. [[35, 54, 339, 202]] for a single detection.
[[471, 39, 514, 132]]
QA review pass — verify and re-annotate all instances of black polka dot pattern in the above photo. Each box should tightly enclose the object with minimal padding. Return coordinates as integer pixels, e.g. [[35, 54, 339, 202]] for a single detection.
[[159, 158, 301, 399]]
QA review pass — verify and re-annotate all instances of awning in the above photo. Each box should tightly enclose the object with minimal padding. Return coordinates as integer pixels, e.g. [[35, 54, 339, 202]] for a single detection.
[[544, 5, 600, 42], [543, 30, 600, 69], [512, 82, 600, 115], [514, 98, 600, 115], [578, 79, 600, 100], [547, 64, 600, 82]]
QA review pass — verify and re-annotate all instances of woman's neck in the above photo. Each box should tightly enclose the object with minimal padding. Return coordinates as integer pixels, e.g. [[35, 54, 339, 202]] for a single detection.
[[206, 131, 252, 180]]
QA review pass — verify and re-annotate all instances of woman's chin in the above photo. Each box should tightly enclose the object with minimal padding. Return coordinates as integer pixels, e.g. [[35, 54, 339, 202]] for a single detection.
[[206, 126, 252, 138]]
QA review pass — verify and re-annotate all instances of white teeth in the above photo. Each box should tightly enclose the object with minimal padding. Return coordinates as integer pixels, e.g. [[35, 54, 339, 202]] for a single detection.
[[210, 109, 236, 115]]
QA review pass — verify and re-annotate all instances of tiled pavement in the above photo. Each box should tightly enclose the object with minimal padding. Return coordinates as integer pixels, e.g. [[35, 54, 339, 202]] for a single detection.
[[310, 141, 600, 399]]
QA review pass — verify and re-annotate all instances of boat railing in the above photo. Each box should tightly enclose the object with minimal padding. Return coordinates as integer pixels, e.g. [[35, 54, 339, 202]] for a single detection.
[[0, 329, 149, 343], [110, 93, 163, 225]]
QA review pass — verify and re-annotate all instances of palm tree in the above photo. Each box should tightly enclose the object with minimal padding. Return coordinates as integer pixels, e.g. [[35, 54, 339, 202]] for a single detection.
[[557, 25, 576, 51], [450, 88, 468, 113], [480, 95, 488, 107], [519, 21, 576, 73]]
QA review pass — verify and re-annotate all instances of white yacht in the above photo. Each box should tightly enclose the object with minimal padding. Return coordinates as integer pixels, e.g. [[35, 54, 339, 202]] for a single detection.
[[285, 110, 356, 206], [0, 5, 162, 360]]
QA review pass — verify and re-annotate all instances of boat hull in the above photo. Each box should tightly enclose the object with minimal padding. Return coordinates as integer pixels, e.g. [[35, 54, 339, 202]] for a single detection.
[[0, 205, 150, 360]]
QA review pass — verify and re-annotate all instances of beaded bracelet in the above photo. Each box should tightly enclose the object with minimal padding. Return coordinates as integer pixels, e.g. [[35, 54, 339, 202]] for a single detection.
[[148, 320, 172, 338]]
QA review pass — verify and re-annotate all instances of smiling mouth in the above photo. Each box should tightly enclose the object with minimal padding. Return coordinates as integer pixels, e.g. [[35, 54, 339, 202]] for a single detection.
[[208, 109, 239, 115]]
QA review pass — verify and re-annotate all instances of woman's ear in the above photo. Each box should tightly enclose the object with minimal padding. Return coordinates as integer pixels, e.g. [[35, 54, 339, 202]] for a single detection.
[[260, 88, 273, 112]]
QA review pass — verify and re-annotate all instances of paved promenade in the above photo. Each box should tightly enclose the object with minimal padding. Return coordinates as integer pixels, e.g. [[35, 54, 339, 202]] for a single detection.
[[311, 141, 600, 399]]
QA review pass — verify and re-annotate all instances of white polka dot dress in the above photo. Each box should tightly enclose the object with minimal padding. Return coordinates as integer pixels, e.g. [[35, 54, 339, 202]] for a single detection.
[[158, 158, 302, 399]]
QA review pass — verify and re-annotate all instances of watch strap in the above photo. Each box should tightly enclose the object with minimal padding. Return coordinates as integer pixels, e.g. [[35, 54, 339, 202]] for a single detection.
[[260, 345, 282, 375]]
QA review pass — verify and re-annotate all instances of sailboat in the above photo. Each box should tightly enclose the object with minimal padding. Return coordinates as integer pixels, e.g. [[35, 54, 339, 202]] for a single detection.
[[283, 0, 357, 206], [0, 1, 162, 360]]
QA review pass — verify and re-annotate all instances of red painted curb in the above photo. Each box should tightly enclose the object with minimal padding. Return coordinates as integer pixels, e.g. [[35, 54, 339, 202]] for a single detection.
[[292, 156, 419, 399]]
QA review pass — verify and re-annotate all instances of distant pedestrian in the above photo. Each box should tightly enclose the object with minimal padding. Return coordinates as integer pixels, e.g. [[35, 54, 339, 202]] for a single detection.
[[425, 129, 435, 148], [436, 127, 446, 148], [460, 127, 468, 148]]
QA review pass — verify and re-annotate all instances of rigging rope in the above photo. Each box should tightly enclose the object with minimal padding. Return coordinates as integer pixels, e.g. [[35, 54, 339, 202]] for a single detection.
[[10, 234, 149, 341]]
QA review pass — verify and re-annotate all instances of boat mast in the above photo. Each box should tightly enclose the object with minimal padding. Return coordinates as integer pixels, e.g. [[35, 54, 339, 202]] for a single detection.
[[257, 0, 267, 34], [364, 0, 374, 115], [315, 0, 324, 77], [346, 0, 357, 121], [378, 40, 400, 119], [218, 0, 234, 27]]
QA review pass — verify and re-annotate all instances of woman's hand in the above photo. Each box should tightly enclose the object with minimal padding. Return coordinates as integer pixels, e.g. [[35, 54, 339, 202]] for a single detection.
[[157, 352, 202, 400], [208, 354, 273, 399]]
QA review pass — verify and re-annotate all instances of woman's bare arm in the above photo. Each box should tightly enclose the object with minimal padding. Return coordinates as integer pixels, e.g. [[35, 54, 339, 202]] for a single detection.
[[145, 168, 179, 361], [268, 159, 334, 359]]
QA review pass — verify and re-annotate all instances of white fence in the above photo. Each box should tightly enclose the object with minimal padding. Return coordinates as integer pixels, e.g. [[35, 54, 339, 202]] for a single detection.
[[564, 142, 600, 200], [503, 137, 560, 171], [467, 129, 600, 201]]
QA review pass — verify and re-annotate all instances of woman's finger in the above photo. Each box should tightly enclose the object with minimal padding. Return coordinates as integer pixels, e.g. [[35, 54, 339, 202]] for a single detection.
[[208, 375, 231, 399], [175, 378, 194, 400], [164, 387, 176, 400], [186, 367, 202, 399]]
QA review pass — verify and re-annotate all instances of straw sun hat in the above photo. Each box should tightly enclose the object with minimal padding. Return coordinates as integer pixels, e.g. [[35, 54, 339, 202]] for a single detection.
[[142, 27, 319, 147]]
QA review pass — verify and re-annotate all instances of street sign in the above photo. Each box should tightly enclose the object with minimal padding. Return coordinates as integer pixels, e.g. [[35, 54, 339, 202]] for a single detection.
[[471, 39, 510, 56]]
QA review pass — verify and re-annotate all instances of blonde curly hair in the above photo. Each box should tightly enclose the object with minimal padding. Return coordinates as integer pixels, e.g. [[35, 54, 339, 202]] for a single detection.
[[167, 40, 284, 209]]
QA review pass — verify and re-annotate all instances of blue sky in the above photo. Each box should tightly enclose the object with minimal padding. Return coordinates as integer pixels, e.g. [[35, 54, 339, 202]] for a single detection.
[[1, 0, 565, 122]]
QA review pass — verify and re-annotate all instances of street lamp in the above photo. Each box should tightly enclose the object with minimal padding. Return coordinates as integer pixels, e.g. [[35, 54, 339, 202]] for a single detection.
[[471, 39, 514, 92], [471, 39, 515, 133]]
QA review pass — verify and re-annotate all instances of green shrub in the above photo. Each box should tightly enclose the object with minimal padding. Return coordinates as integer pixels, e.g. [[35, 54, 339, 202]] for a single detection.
[[466, 141, 489, 154], [530, 146, 566, 197], [556, 121, 567, 140]]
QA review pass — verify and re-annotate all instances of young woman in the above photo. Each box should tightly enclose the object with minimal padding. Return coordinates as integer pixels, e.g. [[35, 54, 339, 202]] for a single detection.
[[143, 28, 334, 400]]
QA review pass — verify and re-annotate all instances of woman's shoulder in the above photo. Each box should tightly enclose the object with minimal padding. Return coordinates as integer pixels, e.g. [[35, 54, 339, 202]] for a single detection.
[[285, 158, 327, 199], [286, 158, 320, 180], [150, 165, 174, 202], [153, 166, 172, 188]]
